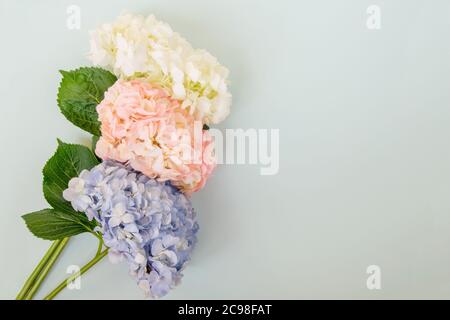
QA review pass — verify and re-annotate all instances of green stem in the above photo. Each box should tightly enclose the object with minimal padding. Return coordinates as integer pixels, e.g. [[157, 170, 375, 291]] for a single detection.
[[23, 237, 70, 300], [16, 239, 64, 300], [43, 249, 108, 300], [93, 232, 104, 257]]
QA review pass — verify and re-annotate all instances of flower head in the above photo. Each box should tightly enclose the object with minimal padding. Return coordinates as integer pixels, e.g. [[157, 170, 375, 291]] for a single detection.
[[89, 13, 231, 124], [95, 79, 216, 194], [63, 160, 199, 298]]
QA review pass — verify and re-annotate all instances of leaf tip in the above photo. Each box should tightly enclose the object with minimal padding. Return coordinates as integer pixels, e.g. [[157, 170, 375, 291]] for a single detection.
[[56, 138, 64, 146]]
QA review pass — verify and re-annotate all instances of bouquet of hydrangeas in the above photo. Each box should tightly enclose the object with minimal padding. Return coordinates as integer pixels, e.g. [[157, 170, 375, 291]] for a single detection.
[[15, 13, 231, 300]]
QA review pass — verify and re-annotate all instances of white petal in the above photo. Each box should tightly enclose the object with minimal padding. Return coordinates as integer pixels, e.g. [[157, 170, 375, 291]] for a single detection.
[[122, 213, 135, 224], [134, 252, 147, 265], [109, 216, 122, 227]]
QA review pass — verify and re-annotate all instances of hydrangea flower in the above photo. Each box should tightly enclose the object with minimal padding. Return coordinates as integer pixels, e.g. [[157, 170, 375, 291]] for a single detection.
[[95, 79, 216, 194], [89, 13, 231, 125], [63, 160, 199, 298]]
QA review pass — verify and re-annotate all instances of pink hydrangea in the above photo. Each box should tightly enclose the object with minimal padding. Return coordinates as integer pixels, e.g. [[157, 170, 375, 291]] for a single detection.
[[95, 80, 216, 193]]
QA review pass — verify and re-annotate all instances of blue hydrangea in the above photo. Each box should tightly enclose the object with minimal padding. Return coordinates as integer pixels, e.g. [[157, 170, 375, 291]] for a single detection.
[[63, 160, 199, 298]]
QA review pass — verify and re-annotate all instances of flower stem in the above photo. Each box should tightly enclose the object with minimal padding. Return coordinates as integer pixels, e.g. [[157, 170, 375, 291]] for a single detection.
[[93, 232, 104, 256], [23, 237, 70, 300], [16, 239, 67, 300], [43, 249, 108, 300]]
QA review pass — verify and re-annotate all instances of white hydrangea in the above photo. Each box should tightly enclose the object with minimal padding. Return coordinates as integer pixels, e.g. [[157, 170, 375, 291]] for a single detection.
[[88, 13, 231, 125]]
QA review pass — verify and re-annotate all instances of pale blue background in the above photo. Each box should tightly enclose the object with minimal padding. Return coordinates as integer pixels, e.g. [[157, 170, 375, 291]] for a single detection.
[[1, 0, 450, 299]]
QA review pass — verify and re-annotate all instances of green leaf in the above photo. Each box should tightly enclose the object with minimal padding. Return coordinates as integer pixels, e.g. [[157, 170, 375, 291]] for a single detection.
[[91, 135, 102, 162], [91, 135, 100, 153], [43, 139, 99, 214], [22, 209, 95, 240], [57, 67, 117, 135]]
